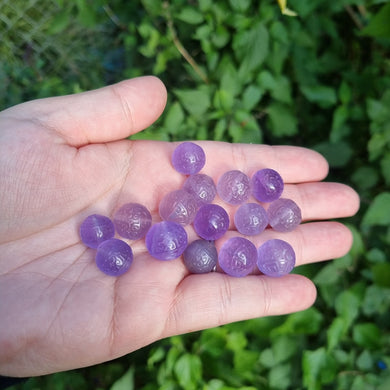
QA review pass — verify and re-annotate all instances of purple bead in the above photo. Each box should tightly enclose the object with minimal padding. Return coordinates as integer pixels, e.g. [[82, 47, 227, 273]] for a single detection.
[[79, 214, 115, 249], [218, 237, 258, 277], [183, 239, 218, 273], [251, 168, 284, 202], [172, 142, 206, 175], [113, 203, 152, 240], [234, 203, 268, 236], [193, 204, 230, 241], [267, 198, 302, 232], [257, 239, 295, 277], [95, 238, 133, 276], [217, 170, 251, 205], [159, 189, 198, 226], [182, 174, 217, 206], [145, 221, 188, 260]]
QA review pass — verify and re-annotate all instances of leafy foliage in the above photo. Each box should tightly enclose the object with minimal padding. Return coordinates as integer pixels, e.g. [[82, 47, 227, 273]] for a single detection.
[[4, 0, 390, 389]]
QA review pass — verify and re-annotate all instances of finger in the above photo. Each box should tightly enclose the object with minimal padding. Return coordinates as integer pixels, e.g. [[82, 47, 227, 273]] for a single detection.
[[281, 182, 360, 221], [4, 76, 167, 147], [216, 221, 353, 267], [164, 273, 316, 336], [199, 142, 329, 183]]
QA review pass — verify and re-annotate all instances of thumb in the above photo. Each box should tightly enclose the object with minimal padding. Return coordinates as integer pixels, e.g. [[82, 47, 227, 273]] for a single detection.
[[5, 76, 167, 147]]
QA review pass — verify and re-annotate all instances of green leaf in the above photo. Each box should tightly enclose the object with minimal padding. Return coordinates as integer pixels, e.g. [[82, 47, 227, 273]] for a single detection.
[[330, 105, 349, 142], [313, 141, 353, 168], [174, 87, 211, 117], [301, 84, 337, 108], [361, 3, 390, 39], [351, 166, 379, 191], [229, 0, 251, 12], [362, 192, 390, 226], [110, 366, 134, 390], [327, 317, 347, 350], [176, 7, 204, 24], [174, 353, 202, 390], [302, 348, 327, 390], [233, 22, 269, 72], [164, 102, 185, 134], [241, 85, 264, 111], [356, 350, 374, 371], [335, 289, 361, 331], [267, 103, 298, 137], [352, 323, 382, 349], [371, 262, 390, 287], [269, 363, 292, 389]]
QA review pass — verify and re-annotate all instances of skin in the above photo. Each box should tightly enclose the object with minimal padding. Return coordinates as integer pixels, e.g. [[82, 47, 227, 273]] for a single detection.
[[0, 76, 360, 377]]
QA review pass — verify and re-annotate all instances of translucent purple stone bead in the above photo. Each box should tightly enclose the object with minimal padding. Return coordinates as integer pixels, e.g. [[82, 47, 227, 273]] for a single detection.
[[159, 189, 198, 226], [251, 168, 284, 203], [267, 198, 302, 232], [172, 142, 206, 175], [183, 239, 218, 273], [218, 237, 258, 277], [79, 214, 115, 249], [257, 239, 295, 277], [113, 203, 152, 240], [182, 173, 217, 206], [95, 238, 133, 276], [193, 204, 229, 241], [145, 221, 188, 260], [217, 170, 251, 205], [234, 203, 268, 236]]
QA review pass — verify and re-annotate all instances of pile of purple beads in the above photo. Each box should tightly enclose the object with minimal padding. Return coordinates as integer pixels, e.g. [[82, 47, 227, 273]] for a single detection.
[[79, 142, 302, 278]]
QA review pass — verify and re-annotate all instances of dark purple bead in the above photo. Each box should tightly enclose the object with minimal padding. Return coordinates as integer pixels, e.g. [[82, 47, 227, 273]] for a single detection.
[[113, 203, 152, 240], [79, 214, 115, 249], [145, 221, 188, 260], [234, 203, 268, 236], [218, 237, 258, 277], [172, 142, 206, 175], [217, 170, 251, 205], [182, 174, 217, 206], [159, 189, 198, 226], [267, 198, 302, 232], [193, 204, 229, 241], [257, 239, 295, 277], [251, 168, 284, 202], [95, 238, 133, 276], [183, 239, 218, 273]]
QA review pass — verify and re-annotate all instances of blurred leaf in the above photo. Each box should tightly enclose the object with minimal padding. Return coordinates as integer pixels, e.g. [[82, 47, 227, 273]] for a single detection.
[[241, 85, 264, 111], [356, 350, 374, 371], [313, 141, 353, 168], [269, 363, 292, 389], [47, 11, 71, 34], [327, 317, 347, 350], [176, 7, 204, 24], [362, 192, 390, 226], [110, 367, 134, 390], [335, 289, 361, 331], [371, 262, 390, 287], [301, 84, 337, 108], [229, 0, 251, 12], [174, 353, 202, 390], [303, 348, 327, 390], [361, 3, 390, 38], [267, 103, 298, 137], [351, 166, 379, 191], [164, 102, 185, 134], [353, 323, 382, 349], [233, 22, 269, 72], [174, 87, 211, 117], [330, 105, 349, 142]]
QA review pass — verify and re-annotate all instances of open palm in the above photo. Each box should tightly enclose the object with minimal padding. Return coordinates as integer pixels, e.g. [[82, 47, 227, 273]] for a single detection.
[[0, 77, 359, 377]]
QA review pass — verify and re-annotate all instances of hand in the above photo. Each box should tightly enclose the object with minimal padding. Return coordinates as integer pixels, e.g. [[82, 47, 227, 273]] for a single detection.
[[0, 76, 359, 376]]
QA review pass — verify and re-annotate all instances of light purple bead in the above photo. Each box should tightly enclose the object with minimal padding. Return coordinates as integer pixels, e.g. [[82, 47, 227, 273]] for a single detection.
[[193, 204, 229, 241], [217, 170, 251, 205], [218, 237, 258, 277], [257, 239, 295, 277], [251, 168, 284, 202], [234, 203, 268, 236], [95, 238, 133, 277], [182, 174, 217, 206], [159, 189, 198, 226], [172, 142, 206, 175], [267, 198, 302, 232], [145, 221, 188, 260], [113, 203, 152, 240], [79, 214, 115, 249], [183, 239, 218, 273]]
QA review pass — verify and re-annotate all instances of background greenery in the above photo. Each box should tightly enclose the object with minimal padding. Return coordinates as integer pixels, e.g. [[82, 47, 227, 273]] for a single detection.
[[2, 0, 390, 388]]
